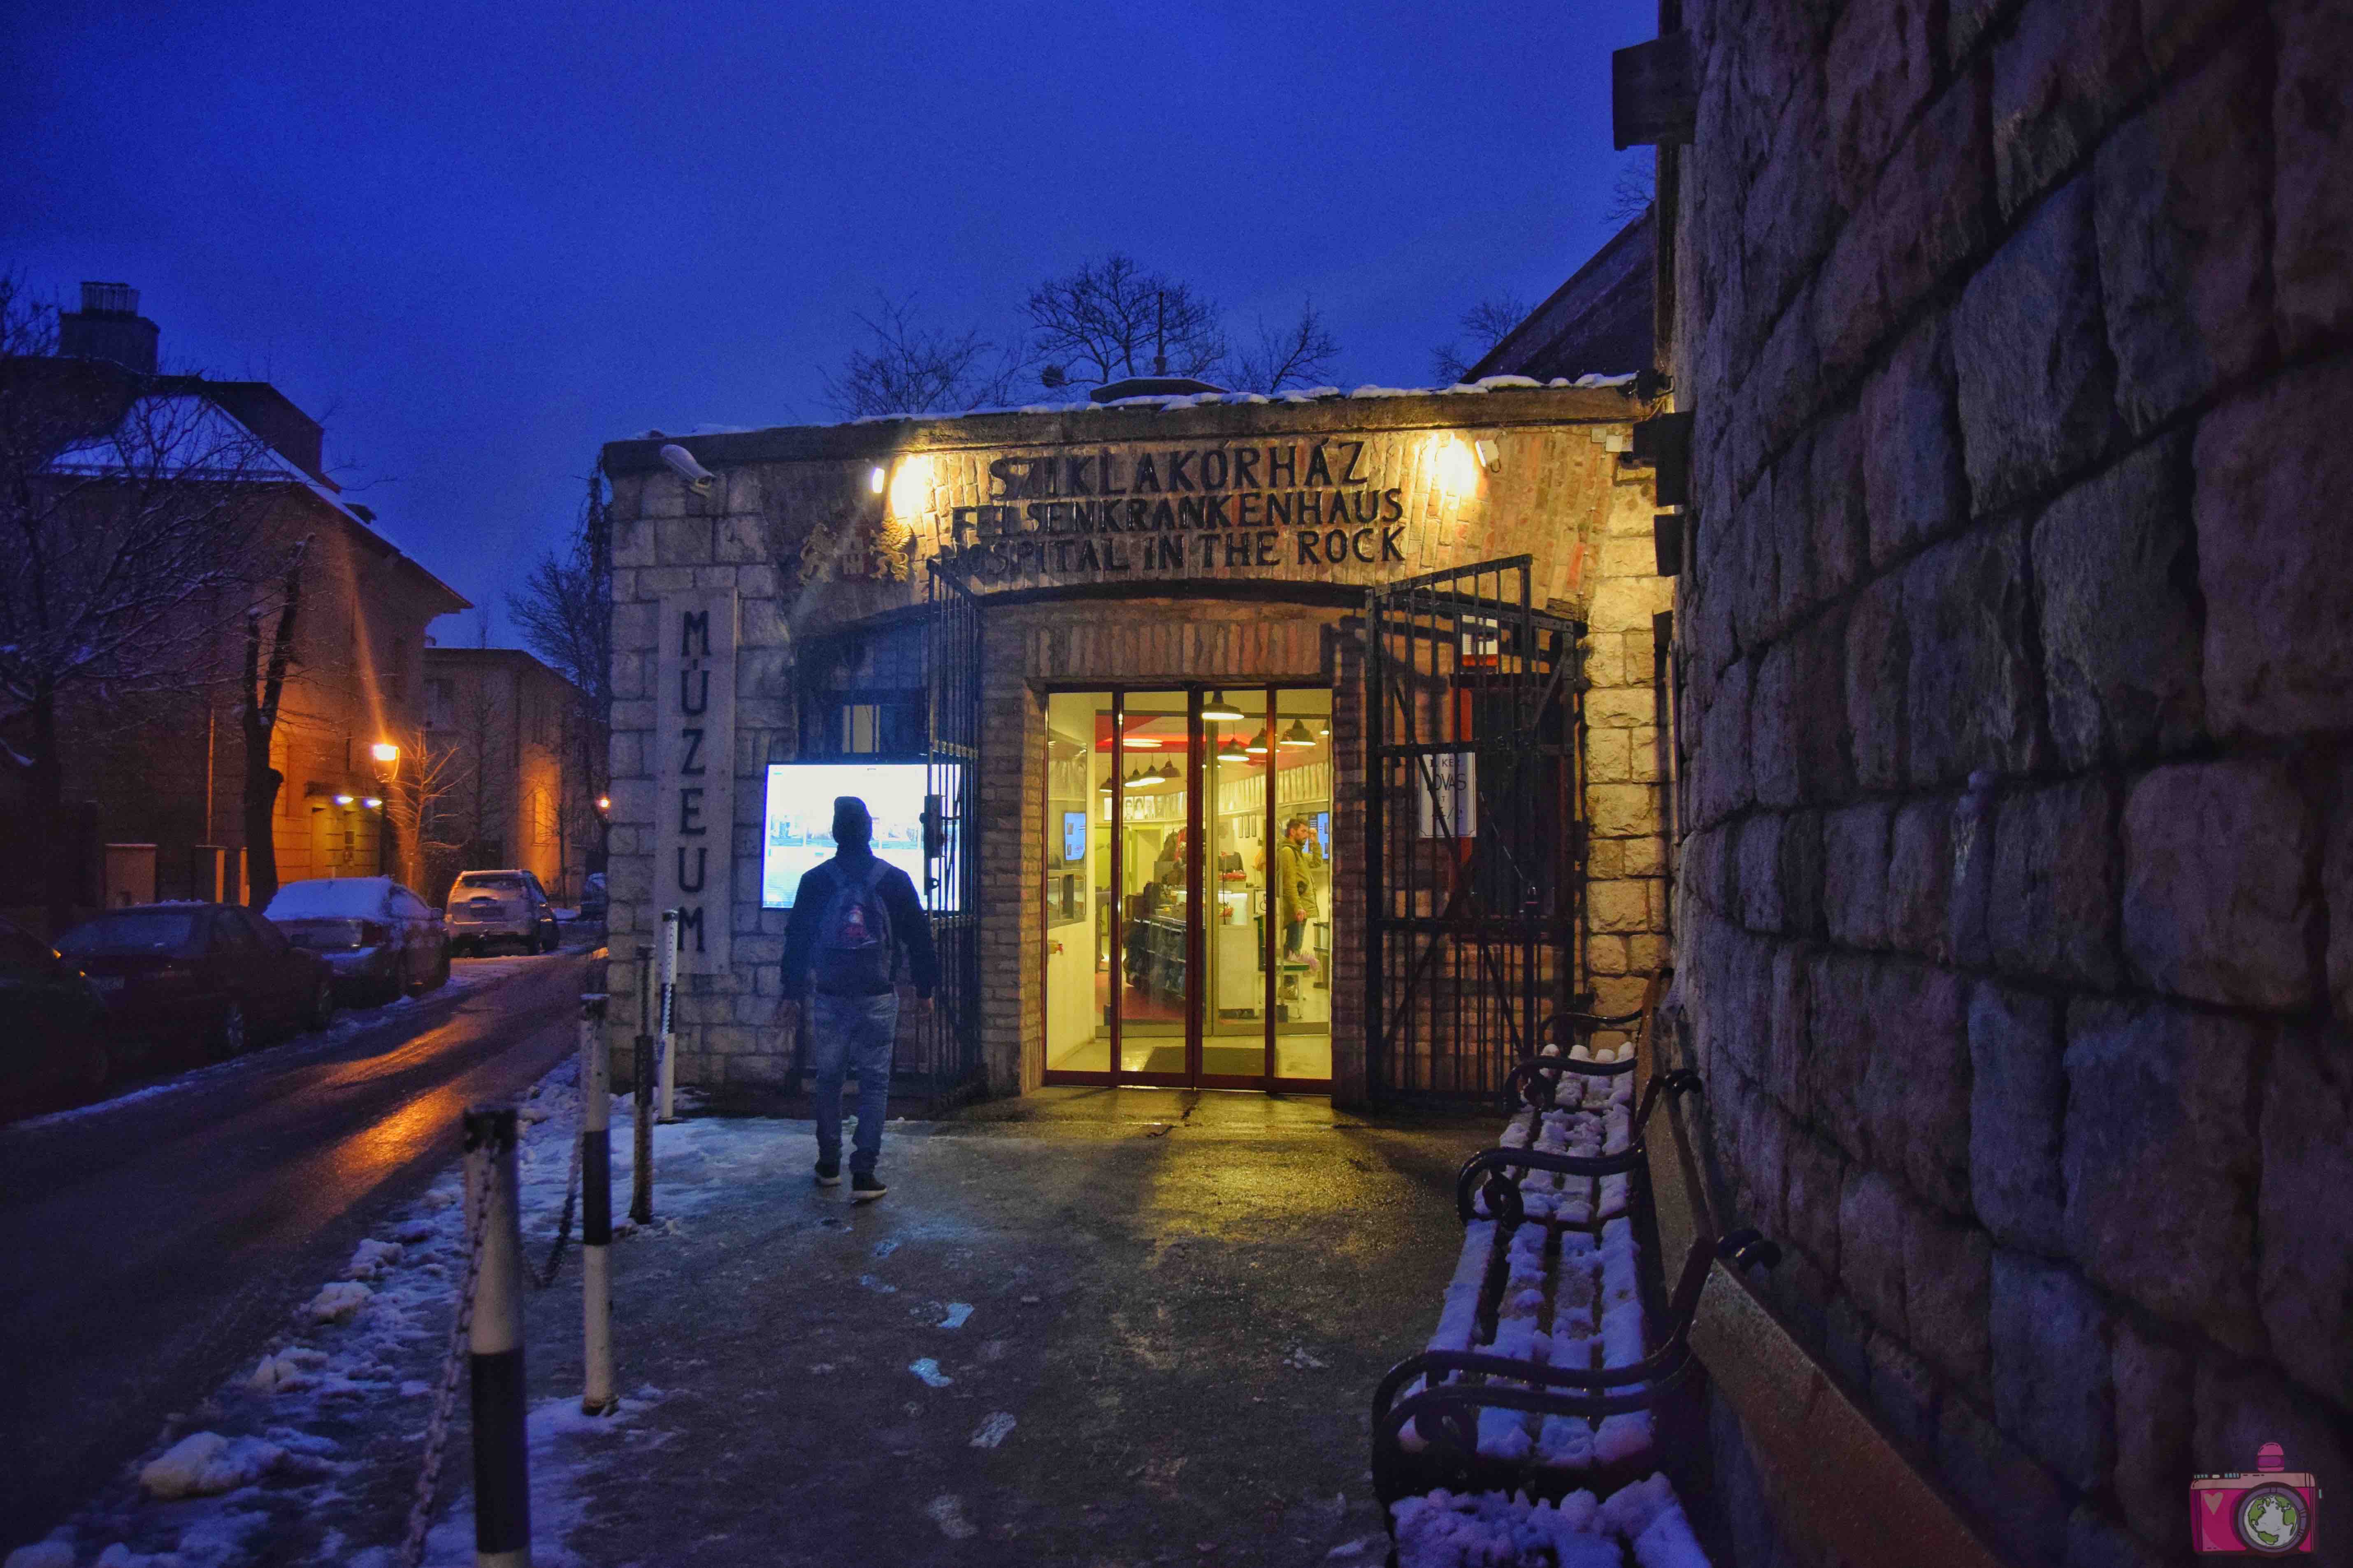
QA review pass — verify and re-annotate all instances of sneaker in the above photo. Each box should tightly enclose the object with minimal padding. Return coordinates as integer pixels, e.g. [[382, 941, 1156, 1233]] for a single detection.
[[814, 1160, 841, 1188], [850, 1171, 887, 1202]]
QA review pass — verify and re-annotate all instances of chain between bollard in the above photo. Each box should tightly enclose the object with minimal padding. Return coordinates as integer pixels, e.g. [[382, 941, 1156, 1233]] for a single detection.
[[398, 1168, 495, 1568], [530, 1128, 584, 1290]]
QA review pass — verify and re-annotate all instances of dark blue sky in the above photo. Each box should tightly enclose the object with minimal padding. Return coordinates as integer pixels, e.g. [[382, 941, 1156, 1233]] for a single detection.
[[7, 1, 1657, 642]]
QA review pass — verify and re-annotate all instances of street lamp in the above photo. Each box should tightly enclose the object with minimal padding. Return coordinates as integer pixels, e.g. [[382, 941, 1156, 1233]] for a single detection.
[[370, 742, 400, 877]]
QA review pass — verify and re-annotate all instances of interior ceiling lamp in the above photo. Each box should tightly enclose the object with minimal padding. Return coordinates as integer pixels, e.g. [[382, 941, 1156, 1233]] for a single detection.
[[1201, 690, 1245, 722], [1245, 729, 1271, 755], [1279, 720, 1316, 749], [1121, 734, 1159, 749], [1147, 762, 1178, 790], [1215, 732, 1250, 762]]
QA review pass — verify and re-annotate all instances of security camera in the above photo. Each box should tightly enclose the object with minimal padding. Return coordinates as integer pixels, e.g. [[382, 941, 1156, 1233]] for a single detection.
[[659, 443, 715, 496]]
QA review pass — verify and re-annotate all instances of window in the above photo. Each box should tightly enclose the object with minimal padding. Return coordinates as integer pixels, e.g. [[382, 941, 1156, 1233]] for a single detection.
[[427, 678, 455, 730]]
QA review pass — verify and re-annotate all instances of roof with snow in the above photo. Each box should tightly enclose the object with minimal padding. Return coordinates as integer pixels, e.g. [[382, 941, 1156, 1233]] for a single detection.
[[603, 374, 1642, 475]]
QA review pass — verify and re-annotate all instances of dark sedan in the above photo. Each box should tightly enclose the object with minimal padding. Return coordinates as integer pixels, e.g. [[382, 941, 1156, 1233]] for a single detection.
[[56, 903, 335, 1060], [0, 917, 114, 1111], [265, 876, 451, 1004]]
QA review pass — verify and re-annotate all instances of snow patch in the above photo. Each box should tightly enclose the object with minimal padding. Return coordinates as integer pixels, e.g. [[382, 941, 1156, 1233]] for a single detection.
[[137, 1431, 282, 1500], [908, 1357, 953, 1388], [925, 1495, 978, 1540], [304, 1280, 372, 1323], [968, 1411, 1016, 1449]]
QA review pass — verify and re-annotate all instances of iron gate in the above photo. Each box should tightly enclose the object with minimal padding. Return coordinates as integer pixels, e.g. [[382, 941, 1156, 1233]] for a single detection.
[[916, 557, 984, 1102], [1366, 555, 1584, 1100]]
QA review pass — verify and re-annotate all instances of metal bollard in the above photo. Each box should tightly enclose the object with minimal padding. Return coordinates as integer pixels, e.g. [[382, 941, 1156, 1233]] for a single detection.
[[630, 946, 654, 1227], [656, 909, 680, 1125], [578, 995, 616, 1417], [462, 1106, 532, 1568]]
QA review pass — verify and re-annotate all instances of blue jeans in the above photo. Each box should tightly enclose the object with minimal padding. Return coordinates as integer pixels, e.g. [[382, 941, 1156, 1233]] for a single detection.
[[808, 991, 898, 1175]]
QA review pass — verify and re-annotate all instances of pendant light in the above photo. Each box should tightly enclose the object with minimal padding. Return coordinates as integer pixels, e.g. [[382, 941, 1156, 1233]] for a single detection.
[[1215, 732, 1250, 763], [1244, 728, 1270, 756], [1201, 690, 1245, 722], [1278, 720, 1316, 749], [1152, 761, 1181, 791]]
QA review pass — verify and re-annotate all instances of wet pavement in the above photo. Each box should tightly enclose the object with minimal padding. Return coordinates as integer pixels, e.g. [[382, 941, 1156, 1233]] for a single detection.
[[514, 1086, 1497, 1566], [0, 948, 591, 1540]]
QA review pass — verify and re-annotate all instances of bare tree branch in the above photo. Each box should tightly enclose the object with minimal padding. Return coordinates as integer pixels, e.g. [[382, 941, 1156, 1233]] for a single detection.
[[1023, 254, 1225, 387], [1431, 294, 1533, 383], [1607, 157, 1657, 226], [818, 293, 1028, 417], [1226, 299, 1340, 394]]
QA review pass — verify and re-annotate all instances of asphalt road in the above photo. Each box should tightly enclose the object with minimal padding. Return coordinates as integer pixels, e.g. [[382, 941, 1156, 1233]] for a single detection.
[[0, 945, 590, 1539]]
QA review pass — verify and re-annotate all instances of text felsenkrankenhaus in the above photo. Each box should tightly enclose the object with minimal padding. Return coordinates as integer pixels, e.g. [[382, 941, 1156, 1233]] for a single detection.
[[938, 441, 1413, 579]]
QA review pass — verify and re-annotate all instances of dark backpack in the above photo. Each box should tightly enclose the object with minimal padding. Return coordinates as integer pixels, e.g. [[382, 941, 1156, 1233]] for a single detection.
[[814, 860, 894, 993]]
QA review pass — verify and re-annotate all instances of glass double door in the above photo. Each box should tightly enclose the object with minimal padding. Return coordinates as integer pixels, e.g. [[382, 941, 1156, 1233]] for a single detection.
[[1042, 687, 1334, 1089]]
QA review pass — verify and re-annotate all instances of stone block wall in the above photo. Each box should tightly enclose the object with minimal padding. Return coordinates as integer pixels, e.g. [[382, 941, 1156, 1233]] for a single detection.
[[1668, 0, 2352, 1561], [1581, 441, 1676, 1020]]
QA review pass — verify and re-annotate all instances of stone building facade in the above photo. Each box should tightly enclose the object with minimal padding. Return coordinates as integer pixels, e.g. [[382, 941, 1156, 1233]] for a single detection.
[[598, 385, 1671, 1108], [1659, 0, 2352, 1561]]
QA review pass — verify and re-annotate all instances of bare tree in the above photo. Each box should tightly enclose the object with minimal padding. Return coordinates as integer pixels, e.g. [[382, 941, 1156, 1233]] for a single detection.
[[1607, 156, 1657, 226], [508, 469, 613, 877], [1024, 254, 1226, 387], [1226, 300, 1341, 393], [381, 721, 464, 896], [1431, 295, 1534, 384], [239, 541, 309, 911], [0, 273, 279, 926], [819, 294, 1028, 417]]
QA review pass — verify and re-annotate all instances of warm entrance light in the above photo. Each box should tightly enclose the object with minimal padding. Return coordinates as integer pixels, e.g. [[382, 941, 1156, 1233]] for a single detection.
[[596, 794, 612, 812], [1201, 691, 1245, 722], [370, 742, 399, 765], [886, 455, 932, 517], [332, 793, 355, 806], [363, 796, 384, 810]]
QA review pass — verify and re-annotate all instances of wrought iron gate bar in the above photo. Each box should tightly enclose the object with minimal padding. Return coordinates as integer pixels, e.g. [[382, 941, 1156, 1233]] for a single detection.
[[922, 559, 985, 1104], [1365, 556, 1583, 1102]]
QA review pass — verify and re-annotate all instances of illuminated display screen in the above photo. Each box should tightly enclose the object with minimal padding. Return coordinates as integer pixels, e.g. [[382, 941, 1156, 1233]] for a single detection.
[[761, 763, 961, 910]]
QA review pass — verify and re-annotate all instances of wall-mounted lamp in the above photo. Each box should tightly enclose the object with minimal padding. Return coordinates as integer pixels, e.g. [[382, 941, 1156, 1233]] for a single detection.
[[1474, 438, 1502, 474], [1431, 434, 1480, 496], [596, 794, 612, 813], [370, 742, 400, 765], [332, 793, 355, 806], [887, 455, 932, 517], [868, 465, 887, 494], [363, 796, 384, 810]]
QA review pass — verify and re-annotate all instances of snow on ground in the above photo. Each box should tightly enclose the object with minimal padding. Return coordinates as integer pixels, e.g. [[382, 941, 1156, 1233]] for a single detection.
[[7, 951, 558, 1132], [4, 1040, 680, 1568]]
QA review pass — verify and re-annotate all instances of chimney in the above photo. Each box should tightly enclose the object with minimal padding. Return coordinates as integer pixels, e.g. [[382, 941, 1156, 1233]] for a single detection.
[[59, 282, 160, 374]]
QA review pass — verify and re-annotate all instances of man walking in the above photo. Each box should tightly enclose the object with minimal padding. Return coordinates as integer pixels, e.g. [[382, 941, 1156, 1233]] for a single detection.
[[780, 796, 938, 1201]]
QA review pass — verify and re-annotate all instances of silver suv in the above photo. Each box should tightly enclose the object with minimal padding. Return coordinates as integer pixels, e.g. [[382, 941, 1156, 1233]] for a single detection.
[[444, 869, 560, 956]]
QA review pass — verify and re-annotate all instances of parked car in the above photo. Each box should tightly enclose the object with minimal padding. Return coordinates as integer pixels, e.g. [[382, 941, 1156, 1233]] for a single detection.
[[444, 869, 561, 955], [55, 902, 335, 1060], [0, 916, 115, 1110], [576, 872, 608, 923], [266, 876, 451, 1004]]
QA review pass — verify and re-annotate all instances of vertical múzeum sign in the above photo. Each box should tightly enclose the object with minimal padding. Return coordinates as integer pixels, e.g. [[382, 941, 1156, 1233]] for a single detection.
[[655, 591, 736, 974]]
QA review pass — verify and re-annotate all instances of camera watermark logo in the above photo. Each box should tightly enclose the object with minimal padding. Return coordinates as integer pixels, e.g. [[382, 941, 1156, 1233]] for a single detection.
[[2192, 1441, 2320, 1555]]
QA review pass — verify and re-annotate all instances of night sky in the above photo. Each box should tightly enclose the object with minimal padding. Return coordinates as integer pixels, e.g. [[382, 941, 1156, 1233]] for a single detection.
[[7, 1, 1658, 641]]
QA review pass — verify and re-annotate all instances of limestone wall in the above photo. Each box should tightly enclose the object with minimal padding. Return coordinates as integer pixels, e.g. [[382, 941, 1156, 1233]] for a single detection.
[[1666, 0, 2352, 1561]]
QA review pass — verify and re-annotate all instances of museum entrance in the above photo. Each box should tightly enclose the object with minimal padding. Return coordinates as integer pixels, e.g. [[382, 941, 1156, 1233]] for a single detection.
[[1042, 686, 1335, 1090]]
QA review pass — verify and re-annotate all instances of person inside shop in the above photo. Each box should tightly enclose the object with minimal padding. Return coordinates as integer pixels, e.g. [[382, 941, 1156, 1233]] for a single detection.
[[1274, 816, 1325, 972], [779, 796, 937, 1203]]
